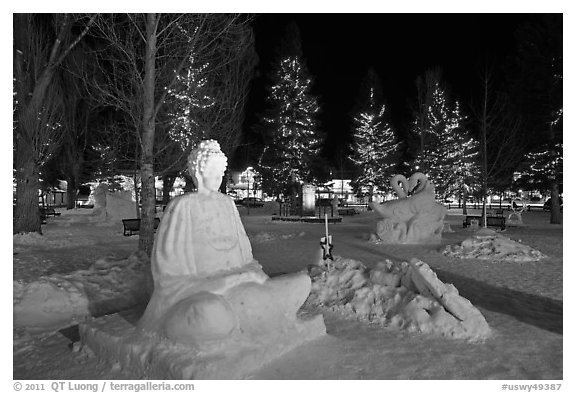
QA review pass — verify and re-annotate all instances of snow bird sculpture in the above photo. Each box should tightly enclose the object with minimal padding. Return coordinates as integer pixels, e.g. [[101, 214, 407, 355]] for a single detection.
[[369, 173, 446, 244]]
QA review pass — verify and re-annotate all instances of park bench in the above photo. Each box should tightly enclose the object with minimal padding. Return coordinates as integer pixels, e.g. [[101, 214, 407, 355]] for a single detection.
[[122, 217, 161, 236], [463, 215, 506, 230], [338, 207, 358, 216], [41, 207, 61, 217]]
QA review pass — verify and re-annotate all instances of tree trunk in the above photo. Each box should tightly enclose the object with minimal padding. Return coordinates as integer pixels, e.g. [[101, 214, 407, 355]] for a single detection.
[[13, 16, 57, 234], [550, 181, 562, 224], [66, 177, 77, 210], [133, 169, 141, 219], [138, 13, 158, 257], [462, 187, 468, 216], [139, 162, 156, 256], [183, 174, 195, 193], [65, 161, 81, 209], [161, 174, 176, 205], [14, 148, 42, 234]]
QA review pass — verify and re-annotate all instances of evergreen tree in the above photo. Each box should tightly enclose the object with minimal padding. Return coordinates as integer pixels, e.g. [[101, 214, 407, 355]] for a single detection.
[[411, 81, 480, 199], [447, 104, 482, 207], [506, 15, 562, 223], [515, 132, 563, 195], [258, 23, 322, 196], [350, 81, 400, 200]]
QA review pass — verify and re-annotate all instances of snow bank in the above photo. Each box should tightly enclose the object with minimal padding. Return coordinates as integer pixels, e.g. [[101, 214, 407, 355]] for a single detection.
[[14, 252, 151, 331], [306, 256, 491, 341], [247, 231, 306, 243], [443, 233, 547, 262], [13, 232, 97, 248]]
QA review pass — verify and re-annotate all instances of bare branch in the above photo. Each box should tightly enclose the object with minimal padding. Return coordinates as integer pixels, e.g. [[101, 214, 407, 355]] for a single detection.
[[53, 14, 97, 68]]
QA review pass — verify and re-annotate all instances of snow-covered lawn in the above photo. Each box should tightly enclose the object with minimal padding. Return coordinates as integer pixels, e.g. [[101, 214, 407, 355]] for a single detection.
[[12, 206, 564, 380]]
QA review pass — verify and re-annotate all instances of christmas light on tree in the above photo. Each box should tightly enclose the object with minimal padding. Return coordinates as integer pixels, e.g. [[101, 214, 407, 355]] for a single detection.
[[351, 87, 400, 199], [516, 141, 563, 191], [411, 82, 480, 199], [167, 55, 214, 150], [259, 53, 322, 195]]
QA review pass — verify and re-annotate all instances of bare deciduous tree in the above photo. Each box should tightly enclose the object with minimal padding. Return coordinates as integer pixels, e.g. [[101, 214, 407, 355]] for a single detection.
[[411, 68, 442, 166], [472, 66, 525, 226], [13, 14, 96, 234], [84, 14, 255, 256]]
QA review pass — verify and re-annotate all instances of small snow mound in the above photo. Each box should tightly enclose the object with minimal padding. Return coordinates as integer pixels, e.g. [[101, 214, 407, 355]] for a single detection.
[[13, 232, 97, 248], [307, 256, 491, 341], [443, 234, 547, 262], [13, 232, 45, 246], [13, 251, 151, 331], [248, 231, 306, 243]]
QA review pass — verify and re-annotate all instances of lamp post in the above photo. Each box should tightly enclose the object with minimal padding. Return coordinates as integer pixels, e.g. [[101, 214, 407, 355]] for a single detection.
[[246, 170, 250, 216]]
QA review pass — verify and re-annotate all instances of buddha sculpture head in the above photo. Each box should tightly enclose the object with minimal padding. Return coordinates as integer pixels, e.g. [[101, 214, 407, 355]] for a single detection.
[[188, 140, 228, 194]]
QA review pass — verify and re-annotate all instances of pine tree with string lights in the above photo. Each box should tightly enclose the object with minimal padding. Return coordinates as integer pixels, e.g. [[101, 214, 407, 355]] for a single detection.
[[411, 81, 480, 199], [520, 142, 563, 188], [447, 103, 481, 204], [351, 86, 400, 200], [258, 23, 322, 196], [515, 108, 562, 194]]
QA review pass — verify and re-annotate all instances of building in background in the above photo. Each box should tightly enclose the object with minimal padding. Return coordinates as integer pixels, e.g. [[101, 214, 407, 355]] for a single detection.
[[227, 167, 263, 201]]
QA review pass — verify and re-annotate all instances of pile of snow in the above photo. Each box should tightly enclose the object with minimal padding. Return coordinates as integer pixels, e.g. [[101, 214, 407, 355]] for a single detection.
[[248, 231, 306, 243], [13, 232, 97, 248], [14, 252, 151, 331], [306, 256, 491, 341], [443, 233, 547, 262]]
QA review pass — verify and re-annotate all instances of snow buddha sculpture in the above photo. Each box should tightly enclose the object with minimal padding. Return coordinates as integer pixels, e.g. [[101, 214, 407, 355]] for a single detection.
[[138, 140, 324, 348], [369, 173, 446, 244]]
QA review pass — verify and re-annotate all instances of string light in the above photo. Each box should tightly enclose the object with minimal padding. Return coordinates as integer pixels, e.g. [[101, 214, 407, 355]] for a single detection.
[[351, 87, 400, 195], [259, 53, 321, 194], [411, 82, 481, 198]]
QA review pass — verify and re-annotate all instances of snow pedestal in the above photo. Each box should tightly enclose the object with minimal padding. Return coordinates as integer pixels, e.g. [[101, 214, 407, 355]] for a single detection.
[[79, 308, 325, 379]]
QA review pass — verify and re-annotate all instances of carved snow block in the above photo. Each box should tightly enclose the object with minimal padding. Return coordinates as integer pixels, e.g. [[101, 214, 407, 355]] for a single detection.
[[79, 309, 325, 379]]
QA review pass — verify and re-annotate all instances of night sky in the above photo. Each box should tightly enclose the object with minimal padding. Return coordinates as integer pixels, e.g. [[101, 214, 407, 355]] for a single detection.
[[238, 13, 533, 169]]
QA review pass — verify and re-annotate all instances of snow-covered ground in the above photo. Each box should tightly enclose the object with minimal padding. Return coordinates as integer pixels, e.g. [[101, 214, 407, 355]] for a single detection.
[[10, 205, 566, 383]]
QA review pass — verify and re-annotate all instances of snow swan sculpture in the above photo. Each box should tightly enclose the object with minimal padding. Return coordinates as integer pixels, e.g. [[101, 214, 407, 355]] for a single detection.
[[369, 173, 446, 244]]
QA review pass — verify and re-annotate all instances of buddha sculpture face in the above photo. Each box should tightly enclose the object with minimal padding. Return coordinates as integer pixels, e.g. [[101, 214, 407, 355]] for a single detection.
[[188, 140, 228, 194], [201, 163, 226, 192]]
